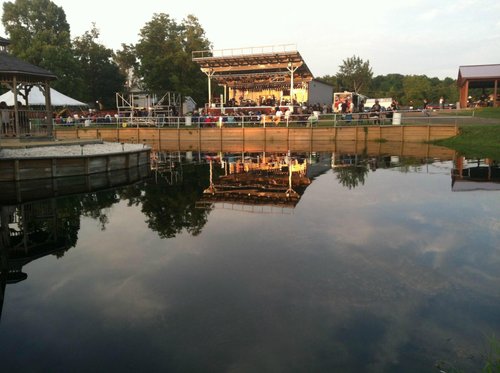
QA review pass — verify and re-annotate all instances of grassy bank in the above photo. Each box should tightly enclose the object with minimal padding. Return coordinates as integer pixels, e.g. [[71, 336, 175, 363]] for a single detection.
[[433, 124, 500, 159], [450, 107, 500, 119], [432, 107, 500, 158]]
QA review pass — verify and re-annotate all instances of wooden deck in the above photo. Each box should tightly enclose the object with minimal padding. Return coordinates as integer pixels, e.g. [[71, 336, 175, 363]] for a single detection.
[[52, 125, 458, 160], [54, 124, 458, 144], [0, 148, 151, 182]]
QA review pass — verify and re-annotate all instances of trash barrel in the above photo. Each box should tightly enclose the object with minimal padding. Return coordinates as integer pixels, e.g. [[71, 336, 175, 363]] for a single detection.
[[392, 112, 402, 125]]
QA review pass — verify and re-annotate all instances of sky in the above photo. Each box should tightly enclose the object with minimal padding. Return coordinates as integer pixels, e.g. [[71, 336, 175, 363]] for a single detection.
[[1, 0, 500, 79]]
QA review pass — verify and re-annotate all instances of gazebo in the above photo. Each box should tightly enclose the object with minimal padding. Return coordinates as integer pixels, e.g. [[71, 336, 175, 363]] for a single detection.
[[192, 44, 314, 112], [457, 64, 500, 108], [0, 37, 57, 138]]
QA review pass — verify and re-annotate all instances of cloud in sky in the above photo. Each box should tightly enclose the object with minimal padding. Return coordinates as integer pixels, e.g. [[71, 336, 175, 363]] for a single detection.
[[418, 8, 441, 21], [0, 0, 499, 78]]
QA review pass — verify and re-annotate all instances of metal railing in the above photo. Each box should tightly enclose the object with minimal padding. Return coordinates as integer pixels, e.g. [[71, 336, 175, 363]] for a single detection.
[[1, 109, 52, 137], [50, 110, 473, 130], [192, 44, 297, 60]]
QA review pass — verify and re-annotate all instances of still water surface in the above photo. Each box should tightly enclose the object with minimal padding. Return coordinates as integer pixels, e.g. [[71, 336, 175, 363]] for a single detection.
[[1, 148, 499, 372]]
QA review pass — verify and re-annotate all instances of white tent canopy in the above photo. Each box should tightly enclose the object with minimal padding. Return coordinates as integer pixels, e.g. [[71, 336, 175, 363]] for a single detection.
[[0, 86, 88, 107]]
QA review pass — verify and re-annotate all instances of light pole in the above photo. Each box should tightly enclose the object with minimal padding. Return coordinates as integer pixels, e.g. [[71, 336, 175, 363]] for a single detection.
[[203, 68, 215, 108], [287, 61, 299, 112]]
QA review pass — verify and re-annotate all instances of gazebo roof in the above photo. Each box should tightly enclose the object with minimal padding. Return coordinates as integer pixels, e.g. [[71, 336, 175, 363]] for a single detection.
[[458, 64, 500, 87], [0, 51, 57, 82], [0, 37, 10, 47], [192, 44, 313, 91]]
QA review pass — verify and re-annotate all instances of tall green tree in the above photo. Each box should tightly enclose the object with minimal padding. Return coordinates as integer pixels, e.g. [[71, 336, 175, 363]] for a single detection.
[[336, 56, 373, 93], [115, 43, 139, 91], [72, 25, 125, 108], [178, 15, 212, 106], [1, 0, 80, 96], [369, 74, 405, 100], [135, 13, 211, 107], [402, 75, 432, 106]]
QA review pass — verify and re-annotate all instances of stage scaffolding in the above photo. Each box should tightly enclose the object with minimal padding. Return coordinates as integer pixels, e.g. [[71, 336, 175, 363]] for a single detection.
[[116, 91, 182, 118]]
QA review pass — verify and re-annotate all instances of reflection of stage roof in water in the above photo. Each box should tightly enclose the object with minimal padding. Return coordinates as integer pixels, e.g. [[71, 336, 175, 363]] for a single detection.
[[198, 190, 301, 209], [199, 158, 311, 210]]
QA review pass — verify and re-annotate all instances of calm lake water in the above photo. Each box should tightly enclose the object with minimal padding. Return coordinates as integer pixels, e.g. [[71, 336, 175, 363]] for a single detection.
[[1, 145, 499, 372]]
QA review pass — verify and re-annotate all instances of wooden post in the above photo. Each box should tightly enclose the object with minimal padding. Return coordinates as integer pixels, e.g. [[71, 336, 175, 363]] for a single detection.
[[43, 81, 53, 138], [52, 159, 57, 178], [494, 79, 498, 107], [13, 77, 19, 136], [14, 160, 20, 181], [460, 80, 469, 109]]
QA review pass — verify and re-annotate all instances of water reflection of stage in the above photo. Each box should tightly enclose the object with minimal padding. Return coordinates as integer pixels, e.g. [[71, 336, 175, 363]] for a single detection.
[[197, 153, 311, 211]]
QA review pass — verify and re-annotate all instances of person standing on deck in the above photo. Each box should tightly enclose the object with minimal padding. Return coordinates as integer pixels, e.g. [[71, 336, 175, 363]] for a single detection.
[[370, 99, 382, 124], [16, 101, 29, 136], [1, 101, 10, 136], [423, 98, 430, 116]]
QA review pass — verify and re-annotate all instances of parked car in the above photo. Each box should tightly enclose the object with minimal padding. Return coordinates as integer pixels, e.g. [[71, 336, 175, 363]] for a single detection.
[[427, 102, 456, 110]]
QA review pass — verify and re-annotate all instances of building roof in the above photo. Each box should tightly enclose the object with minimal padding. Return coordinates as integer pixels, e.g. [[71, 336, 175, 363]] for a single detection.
[[0, 51, 57, 82], [0, 37, 10, 47], [192, 44, 313, 91], [458, 64, 500, 86], [0, 86, 87, 106]]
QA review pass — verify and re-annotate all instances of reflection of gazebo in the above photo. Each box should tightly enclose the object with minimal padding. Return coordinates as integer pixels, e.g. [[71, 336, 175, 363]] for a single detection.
[[458, 64, 500, 108], [452, 157, 500, 191], [0, 37, 57, 138], [192, 44, 314, 111], [0, 201, 69, 321]]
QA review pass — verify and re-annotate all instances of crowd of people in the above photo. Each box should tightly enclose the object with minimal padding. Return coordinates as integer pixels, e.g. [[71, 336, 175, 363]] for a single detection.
[[192, 104, 322, 127]]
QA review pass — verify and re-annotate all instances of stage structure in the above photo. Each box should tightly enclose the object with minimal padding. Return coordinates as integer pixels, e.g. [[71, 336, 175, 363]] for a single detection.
[[116, 90, 182, 118], [196, 153, 311, 213], [192, 44, 314, 114]]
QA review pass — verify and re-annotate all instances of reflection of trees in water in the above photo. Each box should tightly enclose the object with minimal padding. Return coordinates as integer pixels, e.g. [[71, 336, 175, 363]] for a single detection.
[[138, 163, 211, 239], [334, 165, 369, 189], [78, 191, 121, 231], [333, 154, 437, 189]]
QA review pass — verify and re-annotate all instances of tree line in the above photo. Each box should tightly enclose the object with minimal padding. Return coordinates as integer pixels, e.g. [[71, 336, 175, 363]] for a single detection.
[[1, 0, 210, 108], [2, 0, 459, 110], [318, 56, 459, 107]]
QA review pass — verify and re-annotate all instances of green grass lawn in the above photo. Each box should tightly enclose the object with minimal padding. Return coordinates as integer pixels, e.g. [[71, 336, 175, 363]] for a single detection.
[[433, 124, 500, 159], [431, 107, 500, 158]]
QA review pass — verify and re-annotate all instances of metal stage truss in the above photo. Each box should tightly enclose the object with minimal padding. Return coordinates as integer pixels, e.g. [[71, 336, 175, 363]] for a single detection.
[[116, 91, 182, 118]]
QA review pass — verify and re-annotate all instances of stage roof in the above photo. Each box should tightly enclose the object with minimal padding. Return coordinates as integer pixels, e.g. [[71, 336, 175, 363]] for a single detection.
[[192, 44, 314, 91], [458, 64, 500, 88]]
